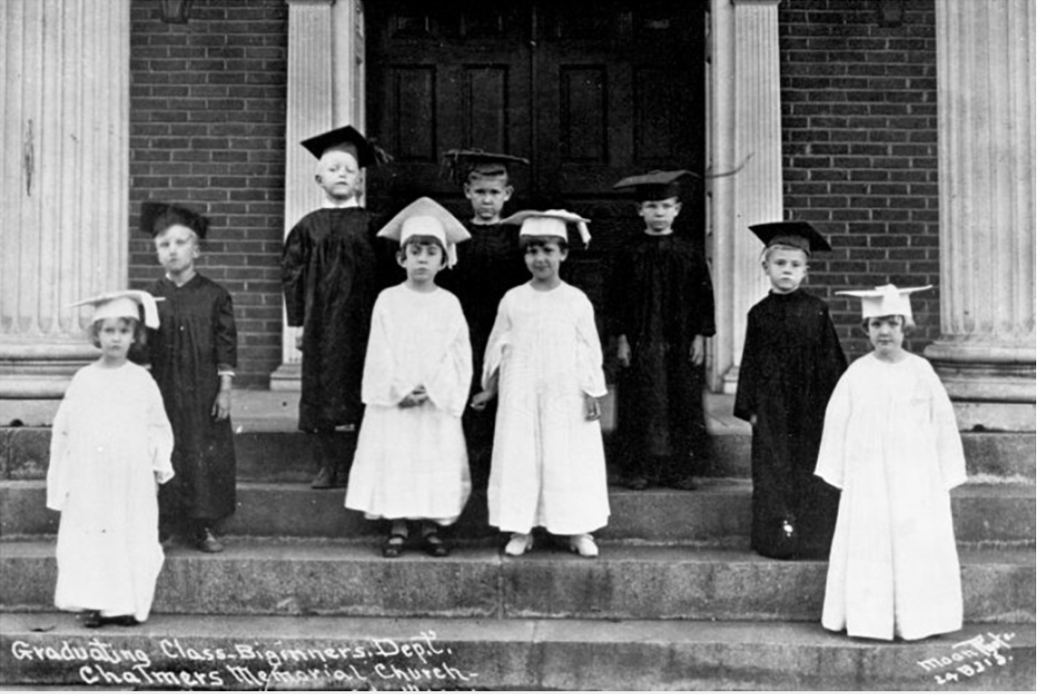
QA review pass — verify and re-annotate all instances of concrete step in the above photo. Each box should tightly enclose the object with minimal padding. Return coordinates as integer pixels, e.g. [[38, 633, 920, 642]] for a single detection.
[[3, 424, 1033, 482], [2, 479, 1033, 547], [0, 612, 1034, 690], [1, 540, 1033, 623]]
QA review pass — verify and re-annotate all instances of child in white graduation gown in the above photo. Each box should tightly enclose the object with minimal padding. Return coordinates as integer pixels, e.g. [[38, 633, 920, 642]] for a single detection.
[[472, 210, 610, 558], [49, 291, 174, 627], [345, 198, 472, 558], [815, 285, 966, 641]]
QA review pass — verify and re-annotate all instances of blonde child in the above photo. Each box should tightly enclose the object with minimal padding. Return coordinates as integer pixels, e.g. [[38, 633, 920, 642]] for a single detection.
[[816, 284, 965, 641], [142, 201, 238, 553], [345, 198, 473, 558], [472, 210, 609, 558], [733, 221, 847, 559], [49, 291, 174, 627], [282, 125, 392, 489]]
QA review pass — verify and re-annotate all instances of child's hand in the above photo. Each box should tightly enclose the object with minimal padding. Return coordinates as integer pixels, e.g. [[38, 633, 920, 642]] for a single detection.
[[584, 394, 602, 421], [617, 336, 631, 368], [749, 413, 757, 427], [400, 386, 428, 408], [470, 390, 495, 411], [212, 391, 231, 420], [689, 335, 705, 366]]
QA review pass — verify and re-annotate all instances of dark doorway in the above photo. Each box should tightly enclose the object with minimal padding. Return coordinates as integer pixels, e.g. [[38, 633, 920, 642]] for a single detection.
[[365, 1, 706, 313]]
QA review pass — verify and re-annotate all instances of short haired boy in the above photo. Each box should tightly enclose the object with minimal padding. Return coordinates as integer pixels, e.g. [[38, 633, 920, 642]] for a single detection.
[[282, 125, 392, 489], [733, 221, 847, 559], [608, 171, 716, 491], [438, 150, 531, 487]]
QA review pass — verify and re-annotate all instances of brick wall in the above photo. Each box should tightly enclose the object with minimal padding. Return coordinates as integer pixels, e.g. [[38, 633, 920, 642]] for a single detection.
[[779, 0, 940, 361], [128, 0, 288, 388]]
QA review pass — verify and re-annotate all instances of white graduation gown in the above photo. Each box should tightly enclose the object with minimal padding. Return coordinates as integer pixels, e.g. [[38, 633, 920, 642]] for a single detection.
[[47, 361, 174, 622], [815, 352, 966, 640], [345, 285, 472, 524], [483, 282, 610, 535]]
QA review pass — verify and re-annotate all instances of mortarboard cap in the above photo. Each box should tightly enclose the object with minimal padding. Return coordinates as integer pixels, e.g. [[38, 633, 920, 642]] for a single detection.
[[500, 209, 591, 248], [300, 125, 392, 168], [377, 197, 471, 268], [614, 170, 696, 201], [441, 149, 530, 185], [749, 220, 832, 254], [69, 290, 162, 330], [837, 284, 932, 320], [140, 201, 209, 239]]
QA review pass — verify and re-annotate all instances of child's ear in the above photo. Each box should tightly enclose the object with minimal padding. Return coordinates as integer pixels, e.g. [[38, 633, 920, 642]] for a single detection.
[[462, 182, 473, 197], [503, 185, 514, 202], [674, 201, 683, 214]]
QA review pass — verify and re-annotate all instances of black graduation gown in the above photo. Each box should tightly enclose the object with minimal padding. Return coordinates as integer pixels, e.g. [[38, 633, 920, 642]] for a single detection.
[[282, 208, 381, 431], [437, 221, 529, 479], [609, 233, 716, 481], [733, 289, 847, 559], [147, 273, 238, 524]]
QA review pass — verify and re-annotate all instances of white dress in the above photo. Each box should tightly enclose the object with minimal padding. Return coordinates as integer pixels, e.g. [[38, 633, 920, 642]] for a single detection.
[[483, 282, 610, 535], [345, 285, 472, 524], [814, 352, 966, 641], [47, 361, 174, 622]]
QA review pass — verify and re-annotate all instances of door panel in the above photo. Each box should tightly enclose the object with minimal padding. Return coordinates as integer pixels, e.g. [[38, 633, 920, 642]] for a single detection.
[[366, 1, 705, 312]]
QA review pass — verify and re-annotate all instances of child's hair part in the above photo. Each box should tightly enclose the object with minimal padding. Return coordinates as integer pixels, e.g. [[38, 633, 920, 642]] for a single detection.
[[760, 243, 809, 264], [89, 316, 146, 348], [519, 234, 568, 252], [861, 313, 915, 333], [396, 234, 447, 264]]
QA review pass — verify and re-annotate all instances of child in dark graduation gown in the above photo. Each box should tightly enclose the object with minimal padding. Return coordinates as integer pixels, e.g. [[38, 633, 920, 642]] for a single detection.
[[281, 125, 392, 489], [733, 221, 846, 559], [608, 171, 716, 490], [143, 202, 238, 554]]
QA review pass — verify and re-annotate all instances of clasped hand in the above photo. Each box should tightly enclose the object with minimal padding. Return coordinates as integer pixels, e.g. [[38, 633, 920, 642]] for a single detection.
[[399, 385, 429, 408]]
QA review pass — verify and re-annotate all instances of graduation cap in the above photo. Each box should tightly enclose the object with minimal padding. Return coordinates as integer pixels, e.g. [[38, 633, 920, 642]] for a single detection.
[[837, 284, 932, 319], [69, 290, 162, 329], [613, 170, 696, 201], [377, 197, 471, 268], [500, 209, 591, 248], [300, 125, 392, 168], [748, 220, 832, 254], [441, 149, 530, 185], [140, 201, 209, 239]]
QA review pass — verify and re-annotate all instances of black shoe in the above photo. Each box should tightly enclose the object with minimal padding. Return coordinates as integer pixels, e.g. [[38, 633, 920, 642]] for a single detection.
[[311, 467, 333, 489], [196, 527, 224, 553], [329, 468, 347, 489], [82, 610, 102, 628], [382, 533, 407, 558], [422, 530, 450, 557], [102, 615, 140, 627]]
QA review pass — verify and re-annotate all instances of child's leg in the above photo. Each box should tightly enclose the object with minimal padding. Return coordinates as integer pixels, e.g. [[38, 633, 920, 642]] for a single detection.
[[420, 520, 451, 557]]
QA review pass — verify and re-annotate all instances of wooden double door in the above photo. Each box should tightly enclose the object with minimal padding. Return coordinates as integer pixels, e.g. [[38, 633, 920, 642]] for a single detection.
[[366, 1, 706, 305]]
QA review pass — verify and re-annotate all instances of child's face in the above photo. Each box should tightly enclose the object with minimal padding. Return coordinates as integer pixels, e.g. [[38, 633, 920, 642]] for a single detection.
[[638, 198, 682, 232], [398, 241, 445, 285], [763, 246, 807, 294], [96, 317, 134, 363], [154, 224, 199, 276], [524, 240, 567, 284], [315, 149, 361, 202], [464, 174, 513, 224], [867, 315, 905, 358]]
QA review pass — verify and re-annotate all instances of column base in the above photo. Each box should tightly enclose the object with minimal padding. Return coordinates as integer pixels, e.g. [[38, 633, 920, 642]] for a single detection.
[[269, 362, 302, 392], [925, 339, 1036, 432]]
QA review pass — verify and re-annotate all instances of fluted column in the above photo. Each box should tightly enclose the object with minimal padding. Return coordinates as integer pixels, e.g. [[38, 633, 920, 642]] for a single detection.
[[0, 0, 130, 400], [272, 0, 366, 390], [706, 0, 783, 393], [925, 0, 1036, 430]]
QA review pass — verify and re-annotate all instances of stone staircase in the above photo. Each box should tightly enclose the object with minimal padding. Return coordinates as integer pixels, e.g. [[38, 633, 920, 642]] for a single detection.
[[0, 392, 1034, 690]]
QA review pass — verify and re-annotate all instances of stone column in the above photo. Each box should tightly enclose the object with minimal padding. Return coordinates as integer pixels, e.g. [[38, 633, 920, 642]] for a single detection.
[[925, 0, 1036, 431], [0, 0, 130, 406], [271, 0, 366, 390], [706, 0, 783, 393]]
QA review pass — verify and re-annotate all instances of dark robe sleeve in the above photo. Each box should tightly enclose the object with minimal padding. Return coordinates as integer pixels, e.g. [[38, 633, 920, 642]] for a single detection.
[[215, 288, 238, 371], [811, 303, 847, 411], [606, 246, 633, 339], [733, 306, 762, 422], [281, 224, 309, 327], [690, 250, 716, 338]]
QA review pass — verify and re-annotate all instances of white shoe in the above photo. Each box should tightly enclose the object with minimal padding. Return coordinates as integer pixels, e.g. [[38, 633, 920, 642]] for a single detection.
[[504, 533, 533, 556], [569, 534, 599, 558]]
